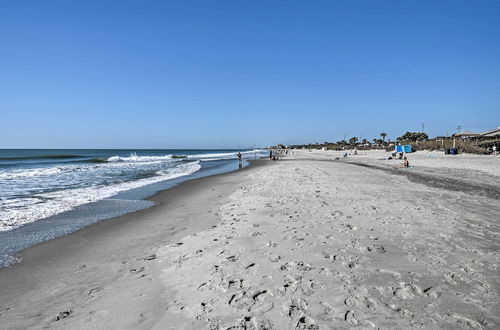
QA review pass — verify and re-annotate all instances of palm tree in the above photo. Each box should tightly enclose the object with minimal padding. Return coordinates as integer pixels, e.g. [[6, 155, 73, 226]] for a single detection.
[[349, 137, 358, 145], [380, 132, 387, 145]]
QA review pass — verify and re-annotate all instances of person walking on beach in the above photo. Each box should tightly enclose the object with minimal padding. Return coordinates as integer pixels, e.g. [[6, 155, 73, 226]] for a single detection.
[[269, 150, 273, 160], [237, 152, 242, 169]]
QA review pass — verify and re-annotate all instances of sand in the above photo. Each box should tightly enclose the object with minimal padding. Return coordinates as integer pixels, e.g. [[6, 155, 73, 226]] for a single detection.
[[1, 151, 499, 329]]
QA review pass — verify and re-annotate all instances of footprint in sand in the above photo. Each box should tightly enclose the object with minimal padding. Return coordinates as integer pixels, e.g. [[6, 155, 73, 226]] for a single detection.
[[226, 278, 245, 290], [88, 286, 104, 297], [393, 282, 422, 300], [268, 253, 281, 263], [288, 297, 308, 319], [312, 301, 335, 321], [366, 244, 385, 253], [296, 315, 318, 329], [423, 286, 442, 299], [376, 268, 401, 278], [300, 285, 315, 297], [0, 307, 11, 317], [130, 266, 145, 274], [238, 316, 276, 330], [228, 290, 274, 314], [318, 268, 332, 276], [297, 261, 314, 272], [443, 272, 460, 285], [449, 313, 482, 328], [280, 261, 296, 271], [52, 310, 73, 322], [344, 310, 358, 325], [75, 264, 86, 272]]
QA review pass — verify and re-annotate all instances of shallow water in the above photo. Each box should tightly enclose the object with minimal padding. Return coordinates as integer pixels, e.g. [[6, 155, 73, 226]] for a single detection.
[[0, 149, 265, 267]]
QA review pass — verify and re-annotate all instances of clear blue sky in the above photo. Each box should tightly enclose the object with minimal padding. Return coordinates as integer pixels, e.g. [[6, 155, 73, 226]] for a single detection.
[[1, 0, 499, 148]]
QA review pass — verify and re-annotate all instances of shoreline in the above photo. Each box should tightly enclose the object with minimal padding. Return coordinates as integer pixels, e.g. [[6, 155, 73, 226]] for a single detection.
[[0, 159, 270, 328], [2, 151, 499, 328], [2, 158, 266, 269], [0, 157, 257, 268]]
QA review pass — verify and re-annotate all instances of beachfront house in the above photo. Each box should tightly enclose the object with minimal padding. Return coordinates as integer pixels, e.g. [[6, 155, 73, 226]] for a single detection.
[[480, 128, 500, 138], [454, 130, 480, 140]]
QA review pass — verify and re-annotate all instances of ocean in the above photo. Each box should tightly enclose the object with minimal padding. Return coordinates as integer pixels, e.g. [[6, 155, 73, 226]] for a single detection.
[[0, 149, 266, 267]]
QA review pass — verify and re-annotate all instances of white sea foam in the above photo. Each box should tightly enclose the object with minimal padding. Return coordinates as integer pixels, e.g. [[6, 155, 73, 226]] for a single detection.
[[0, 166, 73, 179], [0, 161, 201, 232], [0, 158, 170, 180], [107, 153, 173, 162], [0, 149, 267, 232], [0, 151, 263, 177], [188, 149, 265, 160]]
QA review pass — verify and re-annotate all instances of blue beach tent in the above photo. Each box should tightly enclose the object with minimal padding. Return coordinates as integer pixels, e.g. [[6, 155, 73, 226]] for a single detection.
[[395, 145, 413, 153]]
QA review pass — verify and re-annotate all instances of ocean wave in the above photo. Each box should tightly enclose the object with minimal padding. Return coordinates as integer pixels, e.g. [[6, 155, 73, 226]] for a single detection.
[[187, 149, 265, 159], [0, 157, 107, 168], [0, 156, 174, 180], [0, 151, 263, 179], [0, 161, 202, 232], [107, 153, 173, 162], [0, 154, 83, 161], [0, 166, 73, 179], [88, 157, 109, 163]]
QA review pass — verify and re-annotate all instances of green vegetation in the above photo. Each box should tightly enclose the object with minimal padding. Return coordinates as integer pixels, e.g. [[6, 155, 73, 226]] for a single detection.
[[396, 131, 429, 142], [275, 130, 499, 154]]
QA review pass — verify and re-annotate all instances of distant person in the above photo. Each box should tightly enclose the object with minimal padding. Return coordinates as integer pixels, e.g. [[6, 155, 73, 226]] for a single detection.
[[269, 150, 273, 160], [237, 152, 242, 168], [394, 156, 409, 168]]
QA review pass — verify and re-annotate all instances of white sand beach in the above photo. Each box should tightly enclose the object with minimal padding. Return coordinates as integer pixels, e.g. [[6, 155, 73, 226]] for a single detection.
[[1, 151, 499, 329]]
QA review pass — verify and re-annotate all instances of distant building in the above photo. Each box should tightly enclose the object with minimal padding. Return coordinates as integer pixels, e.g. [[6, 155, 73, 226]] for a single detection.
[[480, 128, 500, 137], [454, 130, 480, 139]]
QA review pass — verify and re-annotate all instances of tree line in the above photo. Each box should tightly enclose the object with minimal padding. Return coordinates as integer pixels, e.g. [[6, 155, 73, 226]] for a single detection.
[[283, 131, 429, 150]]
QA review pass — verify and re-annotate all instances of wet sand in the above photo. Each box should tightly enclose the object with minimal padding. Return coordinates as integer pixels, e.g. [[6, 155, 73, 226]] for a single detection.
[[1, 152, 499, 329], [0, 160, 268, 329]]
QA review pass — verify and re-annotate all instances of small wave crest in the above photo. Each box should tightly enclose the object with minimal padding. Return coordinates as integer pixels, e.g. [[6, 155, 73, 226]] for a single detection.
[[0, 166, 72, 179], [0, 154, 83, 161], [0, 161, 202, 232], [107, 152, 173, 162], [88, 157, 109, 163], [187, 149, 265, 160], [0, 154, 175, 179]]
